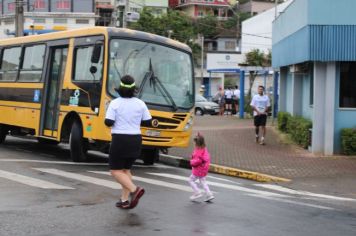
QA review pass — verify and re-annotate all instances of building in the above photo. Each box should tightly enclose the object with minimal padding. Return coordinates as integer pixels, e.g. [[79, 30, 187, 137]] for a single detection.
[[272, 0, 356, 155], [241, 0, 291, 54], [238, 0, 277, 16], [115, 0, 168, 27], [95, 0, 115, 26], [170, 0, 240, 98], [0, 0, 96, 38], [170, 0, 233, 19]]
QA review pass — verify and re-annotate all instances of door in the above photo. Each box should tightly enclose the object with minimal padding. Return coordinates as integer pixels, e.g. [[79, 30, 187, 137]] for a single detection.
[[40, 46, 68, 137]]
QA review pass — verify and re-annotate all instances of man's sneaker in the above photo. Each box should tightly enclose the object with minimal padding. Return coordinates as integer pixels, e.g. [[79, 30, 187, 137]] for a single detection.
[[204, 193, 215, 202], [129, 186, 145, 209], [260, 137, 265, 145], [255, 135, 259, 143], [190, 192, 203, 201]]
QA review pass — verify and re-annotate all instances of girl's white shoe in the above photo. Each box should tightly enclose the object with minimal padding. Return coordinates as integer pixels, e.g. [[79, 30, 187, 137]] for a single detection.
[[190, 192, 203, 201]]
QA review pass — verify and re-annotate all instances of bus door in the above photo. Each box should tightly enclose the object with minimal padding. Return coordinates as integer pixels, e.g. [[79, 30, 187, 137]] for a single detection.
[[40, 42, 68, 138]]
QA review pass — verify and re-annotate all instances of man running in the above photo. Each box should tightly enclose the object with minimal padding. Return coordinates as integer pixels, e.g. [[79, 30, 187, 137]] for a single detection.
[[250, 86, 270, 145]]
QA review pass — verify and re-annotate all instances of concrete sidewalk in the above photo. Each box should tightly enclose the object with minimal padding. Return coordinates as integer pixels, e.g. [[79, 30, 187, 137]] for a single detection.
[[159, 116, 356, 198]]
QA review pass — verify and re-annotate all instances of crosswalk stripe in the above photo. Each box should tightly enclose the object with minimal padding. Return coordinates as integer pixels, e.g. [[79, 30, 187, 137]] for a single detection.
[[33, 168, 121, 189], [255, 184, 356, 201], [247, 194, 335, 210], [147, 173, 288, 198], [0, 170, 73, 189], [89, 171, 193, 192], [0, 159, 107, 166]]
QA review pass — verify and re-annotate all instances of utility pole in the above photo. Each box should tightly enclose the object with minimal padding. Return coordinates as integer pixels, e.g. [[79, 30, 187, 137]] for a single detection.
[[123, 0, 129, 28], [275, 0, 278, 18], [200, 35, 204, 81], [15, 0, 24, 37]]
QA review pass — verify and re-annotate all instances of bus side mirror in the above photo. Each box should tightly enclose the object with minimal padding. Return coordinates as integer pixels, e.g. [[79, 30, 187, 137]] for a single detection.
[[91, 44, 102, 63], [90, 66, 97, 74]]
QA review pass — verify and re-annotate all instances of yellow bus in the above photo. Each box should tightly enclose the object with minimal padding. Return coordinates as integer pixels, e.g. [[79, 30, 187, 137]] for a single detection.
[[0, 27, 194, 164]]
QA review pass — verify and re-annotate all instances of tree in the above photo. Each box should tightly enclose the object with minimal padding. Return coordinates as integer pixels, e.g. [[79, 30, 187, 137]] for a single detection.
[[243, 49, 271, 111], [130, 9, 201, 65], [194, 15, 219, 38]]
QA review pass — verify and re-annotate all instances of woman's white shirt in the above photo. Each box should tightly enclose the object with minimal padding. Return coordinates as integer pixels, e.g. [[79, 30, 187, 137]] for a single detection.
[[105, 97, 152, 134]]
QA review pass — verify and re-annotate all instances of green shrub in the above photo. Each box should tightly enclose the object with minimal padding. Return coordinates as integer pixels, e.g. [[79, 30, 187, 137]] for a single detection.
[[277, 112, 291, 132], [290, 117, 312, 149], [277, 112, 312, 149], [341, 128, 356, 155]]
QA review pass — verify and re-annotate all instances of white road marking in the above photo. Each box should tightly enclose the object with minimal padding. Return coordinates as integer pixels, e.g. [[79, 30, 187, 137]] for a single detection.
[[0, 158, 171, 168], [33, 168, 121, 189], [89, 171, 193, 192], [255, 184, 356, 201], [207, 175, 240, 184], [0, 159, 107, 166], [147, 173, 288, 198], [247, 194, 335, 210], [0, 170, 73, 189]]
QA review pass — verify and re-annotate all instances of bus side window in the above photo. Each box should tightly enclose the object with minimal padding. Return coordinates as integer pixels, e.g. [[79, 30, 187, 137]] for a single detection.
[[19, 44, 46, 82], [0, 47, 21, 82], [73, 45, 103, 82]]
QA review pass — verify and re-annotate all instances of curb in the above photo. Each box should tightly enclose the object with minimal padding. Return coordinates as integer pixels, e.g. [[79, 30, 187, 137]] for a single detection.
[[159, 154, 291, 183]]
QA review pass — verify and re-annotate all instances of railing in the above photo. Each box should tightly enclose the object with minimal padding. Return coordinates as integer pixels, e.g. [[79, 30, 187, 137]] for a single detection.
[[178, 0, 229, 6]]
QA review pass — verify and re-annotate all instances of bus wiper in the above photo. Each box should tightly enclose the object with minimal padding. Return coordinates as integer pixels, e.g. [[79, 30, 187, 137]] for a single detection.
[[138, 59, 178, 111]]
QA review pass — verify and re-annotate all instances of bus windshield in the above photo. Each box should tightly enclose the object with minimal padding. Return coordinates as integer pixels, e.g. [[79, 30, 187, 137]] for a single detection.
[[108, 39, 194, 109]]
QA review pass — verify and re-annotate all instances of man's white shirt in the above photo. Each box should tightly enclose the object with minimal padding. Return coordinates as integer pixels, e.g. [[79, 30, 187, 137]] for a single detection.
[[233, 89, 240, 99], [250, 94, 270, 116]]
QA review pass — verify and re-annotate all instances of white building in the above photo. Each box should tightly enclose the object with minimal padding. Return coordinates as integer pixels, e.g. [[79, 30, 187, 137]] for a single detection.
[[241, 0, 292, 54], [0, 0, 96, 39]]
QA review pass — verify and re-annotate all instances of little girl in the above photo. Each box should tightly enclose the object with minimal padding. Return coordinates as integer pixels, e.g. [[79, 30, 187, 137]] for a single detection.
[[188, 133, 214, 202]]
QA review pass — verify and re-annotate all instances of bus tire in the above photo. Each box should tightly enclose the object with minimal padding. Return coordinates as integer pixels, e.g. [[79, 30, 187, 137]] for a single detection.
[[142, 148, 159, 165], [0, 124, 8, 144], [69, 122, 88, 162]]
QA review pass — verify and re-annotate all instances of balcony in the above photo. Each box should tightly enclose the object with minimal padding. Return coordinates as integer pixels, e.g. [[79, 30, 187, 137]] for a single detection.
[[177, 0, 230, 7]]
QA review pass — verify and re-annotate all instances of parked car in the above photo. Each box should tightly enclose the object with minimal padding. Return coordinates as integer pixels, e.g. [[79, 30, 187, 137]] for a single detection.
[[195, 94, 219, 115]]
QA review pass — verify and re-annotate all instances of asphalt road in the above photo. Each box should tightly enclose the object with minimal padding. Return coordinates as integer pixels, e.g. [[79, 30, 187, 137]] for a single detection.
[[0, 137, 356, 236]]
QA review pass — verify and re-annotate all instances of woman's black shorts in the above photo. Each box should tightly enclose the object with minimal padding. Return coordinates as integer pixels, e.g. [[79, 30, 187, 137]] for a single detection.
[[109, 134, 142, 170]]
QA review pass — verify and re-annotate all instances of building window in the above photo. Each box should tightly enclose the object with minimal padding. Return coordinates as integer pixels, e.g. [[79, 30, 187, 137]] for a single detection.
[[224, 41, 236, 50], [75, 19, 89, 24], [309, 65, 314, 106], [56, 0, 70, 9], [4, 19, 14, 25], [34, 0, 46, 9], [54, 18, 67, 24], [33, 18, 46, 24], [8, 2, 15, 12], [340, 62, 356, 108]]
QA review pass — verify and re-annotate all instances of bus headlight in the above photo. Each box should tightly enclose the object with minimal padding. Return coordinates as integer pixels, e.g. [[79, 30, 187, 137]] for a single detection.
[[183, 116, 193, 131]]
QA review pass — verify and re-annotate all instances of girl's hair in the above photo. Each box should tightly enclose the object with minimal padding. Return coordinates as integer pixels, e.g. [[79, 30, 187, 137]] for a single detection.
[[193, 133, 206, 148], [115, 75, 136, 98]]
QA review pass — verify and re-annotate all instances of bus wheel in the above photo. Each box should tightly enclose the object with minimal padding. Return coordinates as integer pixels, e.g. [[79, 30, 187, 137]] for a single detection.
[[0, 124, 8, 144], [142, 148, 159, 165], [69, 122, 88, 162]]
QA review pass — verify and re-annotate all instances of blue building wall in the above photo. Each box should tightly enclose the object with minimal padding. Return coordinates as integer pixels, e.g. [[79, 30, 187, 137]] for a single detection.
[[285, 72, 293, 114], [273, 0, 356, 68], [301, 74, 312, 119], [273, 0, 356, 154]]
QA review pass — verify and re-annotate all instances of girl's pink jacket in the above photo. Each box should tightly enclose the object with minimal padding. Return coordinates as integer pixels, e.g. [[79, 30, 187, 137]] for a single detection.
[[190, 147, 211, 177]]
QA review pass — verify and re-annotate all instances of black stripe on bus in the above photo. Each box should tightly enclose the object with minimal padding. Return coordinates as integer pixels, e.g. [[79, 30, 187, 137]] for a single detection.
[[0, 87, 42, 103]]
